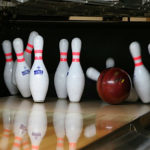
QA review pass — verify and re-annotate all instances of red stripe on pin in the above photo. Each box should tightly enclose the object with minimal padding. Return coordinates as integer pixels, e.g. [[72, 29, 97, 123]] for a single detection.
[[34, 50, 43, 53], [135, 62, 143, 67], [3, 134, 9, 137], [60, 58, 67, 62], [58, 138, 64, 141], [133, 56, 141, 60], [15, 136, 22, 141], [6, 58, 13, 62], [17, 52, 24, 56], [35, 56, 42, 60], [13, 143, 21, 147], [32, 145, 39, 149], [5, 53, 12, 56], [60, 52, 67, 55], [72, 52, 80, 55], [4, 129, 11, 132], [17, 58, 25, 62], [25, 48, 32, 54], [72, 58, 80, 62], [57, 143, 63, 147], [27, 43, 33, 48], [69, 143, 76, 147]]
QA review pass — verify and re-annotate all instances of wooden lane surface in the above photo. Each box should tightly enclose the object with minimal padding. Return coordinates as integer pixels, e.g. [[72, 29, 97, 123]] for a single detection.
[[0, 96, 150, 150]]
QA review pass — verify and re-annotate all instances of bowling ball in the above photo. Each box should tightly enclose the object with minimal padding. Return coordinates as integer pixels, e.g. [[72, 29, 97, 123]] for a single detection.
[[97, 67, 131, 104]]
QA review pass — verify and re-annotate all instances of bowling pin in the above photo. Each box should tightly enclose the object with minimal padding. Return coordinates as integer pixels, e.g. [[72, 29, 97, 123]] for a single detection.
[[129, 41, 150, 103], [12, 60, 17, 86], [54, 39, 69, 99], [148, 43, 150, 55], [86, 67, 100, 81], [12, 100, 31, 150], [24, 31, 38, 68], [13, 38, 31, 98], [105, 57, 115, 68], [67, 38, 85, 102], [53, 99, 68, 150], [65, 103, 83, 150], [28, 104, 47, 150], [2, 40, 18, 95], [30, 35, 49, 102], [86, 67, 138, 102]]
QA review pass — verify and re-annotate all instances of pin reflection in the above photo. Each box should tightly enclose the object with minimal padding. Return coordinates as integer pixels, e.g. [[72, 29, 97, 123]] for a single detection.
[[22, 134, 30, 150], [53, 99, 68, 150], [0, 97, 19, 150], [12, 100, 32, 150], [84, 124, 96, 138], [65, 103, 83, 150], [28, 103, 47, 150]]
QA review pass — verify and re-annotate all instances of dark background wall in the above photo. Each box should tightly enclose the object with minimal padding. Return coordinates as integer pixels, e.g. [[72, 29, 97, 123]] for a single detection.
[[0, 21, 150, 100]]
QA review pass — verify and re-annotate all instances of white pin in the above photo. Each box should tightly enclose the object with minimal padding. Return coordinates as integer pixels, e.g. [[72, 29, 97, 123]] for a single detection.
[[86, 67, 100, 81], [12, 60, 17, 86], [67, 38, 85, 102], [65, 103, 83, 150], [53, 99, 68, 150], [24, 31, 38, 68], [13, 38, 31, 98], [12, 100, 31, 150], [106, 57, 115, 68], [2, 40, 18, 95], [129, 41, 150, 103], [148, 43, 150, 55], [28, 104, 47, 150], [30, 35, 49, 102], [54, 39, 69, 99], [86, 67, 138, 102]]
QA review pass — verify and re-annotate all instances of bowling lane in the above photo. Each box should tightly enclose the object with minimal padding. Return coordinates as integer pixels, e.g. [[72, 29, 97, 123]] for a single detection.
[[0, 96, 150, 150]]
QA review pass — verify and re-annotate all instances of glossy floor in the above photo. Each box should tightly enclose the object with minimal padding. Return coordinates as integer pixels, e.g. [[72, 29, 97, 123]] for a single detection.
[[0, 96, 150, 150]]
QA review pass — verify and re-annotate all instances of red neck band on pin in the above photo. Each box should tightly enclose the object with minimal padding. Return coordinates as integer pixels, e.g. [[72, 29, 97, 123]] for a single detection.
[[5, 53, 12, 56], [133, 56, 141, 61], [6, 58, 13, 62], [16, 52, 24, 56], [72, 58, 80, 62], [60, 52, 67, 55], [25, 48, 32, 54], [60, 58, 67, 62], [34, 50, 43, 53], [35, 56, 43, 60], [135, 62, 143, 67], [27, 43, 33, 48], [72, 52, 80, 55], [17, 58, 25, 62]]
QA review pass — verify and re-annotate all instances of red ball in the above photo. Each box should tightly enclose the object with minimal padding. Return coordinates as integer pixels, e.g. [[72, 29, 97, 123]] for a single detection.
[[97, 67, 131, 104]]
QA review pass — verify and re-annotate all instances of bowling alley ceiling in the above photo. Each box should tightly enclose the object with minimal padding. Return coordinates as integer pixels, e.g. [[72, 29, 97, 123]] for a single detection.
[[1, 0, 150, 20]]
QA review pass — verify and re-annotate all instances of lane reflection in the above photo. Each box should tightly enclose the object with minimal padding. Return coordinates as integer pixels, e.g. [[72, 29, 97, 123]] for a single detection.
[[12, 99, 32, 150], [0, 97, 20, 150], [65, 103, 83, 150], [53, 100, 84, 150], [28, 103, 47, 150], [53, 99, 68, 150], [0, 97, 136, 150]]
